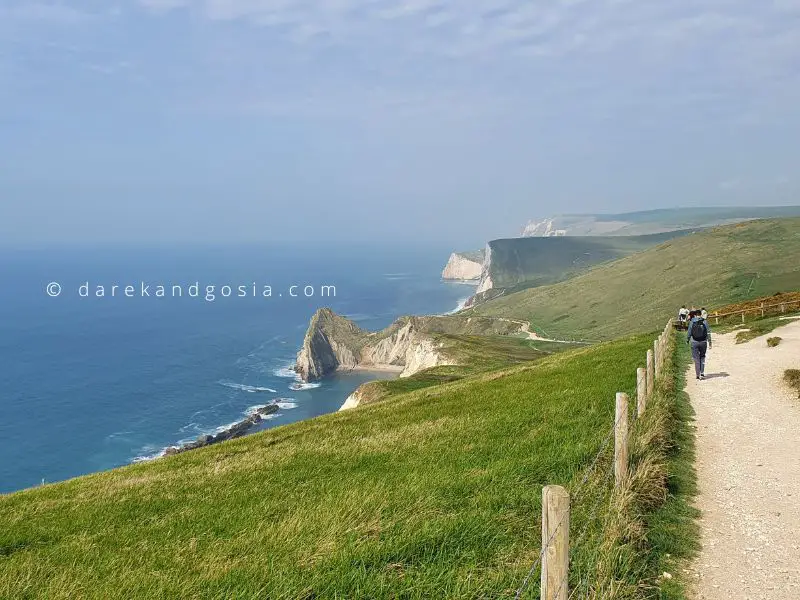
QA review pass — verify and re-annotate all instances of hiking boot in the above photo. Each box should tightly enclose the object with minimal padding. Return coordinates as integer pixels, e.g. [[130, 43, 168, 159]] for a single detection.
[[700, 374, 705, 380]]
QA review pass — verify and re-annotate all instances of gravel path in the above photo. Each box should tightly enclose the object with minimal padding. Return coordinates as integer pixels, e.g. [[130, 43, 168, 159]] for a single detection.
[[687, 319, 800, 599]]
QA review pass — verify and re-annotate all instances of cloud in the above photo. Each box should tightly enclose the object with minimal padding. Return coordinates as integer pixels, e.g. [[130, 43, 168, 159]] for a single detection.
[[131, 0, 798, 61], [5, 0, 800, 136], [0, 2, 98, 24]]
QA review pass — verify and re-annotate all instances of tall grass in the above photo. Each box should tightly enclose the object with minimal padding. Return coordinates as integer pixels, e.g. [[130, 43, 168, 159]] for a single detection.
[[0, 332, 698, 599]]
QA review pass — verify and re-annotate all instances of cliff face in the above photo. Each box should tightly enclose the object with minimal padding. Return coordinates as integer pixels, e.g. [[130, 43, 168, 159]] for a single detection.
[[295, 310, 453, 382], [475, 243, 494, 294], [472, 231, 693, 297], [294, 308, 363, 381], [441, 252, 483, 280], [295, 309, 528, 382]]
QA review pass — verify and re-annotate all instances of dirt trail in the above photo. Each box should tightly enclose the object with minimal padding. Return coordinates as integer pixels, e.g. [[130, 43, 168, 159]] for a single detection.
[[497, 317, 592, 345], [687, 319, 800, 599]]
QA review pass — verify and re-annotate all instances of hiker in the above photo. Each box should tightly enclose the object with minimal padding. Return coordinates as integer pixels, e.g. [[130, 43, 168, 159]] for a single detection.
[[678, 305, 690, 324], [700, 307, 708, 320], [687, 312, 712, 380]]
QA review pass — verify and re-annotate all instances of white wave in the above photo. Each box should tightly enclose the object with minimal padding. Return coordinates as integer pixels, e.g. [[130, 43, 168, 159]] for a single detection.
[[214, 419, 243, 434], [274, 365, 297, 378], [219, 381, 277, 393], [274, 400, 298, 409], [445, 297, 470, 315], [290, 381, 321, 391], [245, 404, 281, 417], [132, 446, 168, 463]]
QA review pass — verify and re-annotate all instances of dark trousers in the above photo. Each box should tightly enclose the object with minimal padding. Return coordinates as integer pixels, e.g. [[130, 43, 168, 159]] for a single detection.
[[690, 339, 707, 378]]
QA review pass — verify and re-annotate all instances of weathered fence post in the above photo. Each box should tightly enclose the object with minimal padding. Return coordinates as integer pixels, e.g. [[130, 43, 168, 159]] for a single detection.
[[741, 312, 745, 324], [541, 485, 570, 600], [761, 303, 765, 317], [614, 392, 629, 487], [646, 350, 654, 398], [782, 303, 786, 314], [715, 312, 719, 325], [653, 339, 660, 378], [636, 367, 647, 417]]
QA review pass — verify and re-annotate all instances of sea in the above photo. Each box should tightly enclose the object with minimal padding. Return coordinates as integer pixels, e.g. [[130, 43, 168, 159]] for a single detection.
[[0, 243, 474, 494]]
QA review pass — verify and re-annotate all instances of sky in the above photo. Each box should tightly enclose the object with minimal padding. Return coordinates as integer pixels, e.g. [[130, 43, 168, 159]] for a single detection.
[[1, 0, 799, 246]]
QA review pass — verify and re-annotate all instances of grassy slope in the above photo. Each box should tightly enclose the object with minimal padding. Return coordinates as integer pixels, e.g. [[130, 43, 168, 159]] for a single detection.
[[730, 313, 800, 343], [522, 207, 800, 238], [454, 249, 485, 263], [641, 335, 700, 599], [2, 334, 669, 600], [484, 230, 690, 290], [603, 206, 800, 234], [351, 335, 568, 407], [470, 218, 800, 340]]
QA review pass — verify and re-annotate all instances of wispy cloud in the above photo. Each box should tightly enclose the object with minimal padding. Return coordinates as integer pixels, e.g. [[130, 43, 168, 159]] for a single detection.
[[0, 3, 93, 24]]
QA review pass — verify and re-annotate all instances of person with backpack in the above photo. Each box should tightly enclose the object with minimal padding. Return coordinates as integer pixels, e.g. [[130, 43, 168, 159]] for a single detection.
[[687, 313, 712, 379]]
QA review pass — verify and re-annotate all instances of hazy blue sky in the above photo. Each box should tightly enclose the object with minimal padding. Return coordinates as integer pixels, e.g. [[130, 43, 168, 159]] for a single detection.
[[1, 0, 799, 245]]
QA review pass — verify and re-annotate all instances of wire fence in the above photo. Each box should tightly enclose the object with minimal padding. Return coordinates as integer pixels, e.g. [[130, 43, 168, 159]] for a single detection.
[[513, 415, 619, 599], [513, 319, 674, 599]]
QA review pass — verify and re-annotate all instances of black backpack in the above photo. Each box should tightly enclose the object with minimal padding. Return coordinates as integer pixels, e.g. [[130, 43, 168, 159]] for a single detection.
[[690, 319, 707, 342]]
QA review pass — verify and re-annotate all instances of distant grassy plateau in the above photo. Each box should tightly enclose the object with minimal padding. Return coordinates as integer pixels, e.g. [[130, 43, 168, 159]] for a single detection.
[[481, 229, 692, 292], [469, 218, 800, 341]]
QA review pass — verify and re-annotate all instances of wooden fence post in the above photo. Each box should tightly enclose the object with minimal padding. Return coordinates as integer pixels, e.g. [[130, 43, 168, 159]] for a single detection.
[[646, 350, 654, 398], [653, 339, 660, 378], [637, 367, 647, 417], [761, 303, 765, 317], [741, 312, 745, 324], [782, 303, 786, 314], [715, 312, 719, 325], [541, 485, 570, 600], [614, 392, 629, 487]]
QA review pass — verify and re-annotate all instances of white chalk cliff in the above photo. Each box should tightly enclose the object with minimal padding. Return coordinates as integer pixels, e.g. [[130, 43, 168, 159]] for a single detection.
[[294, 309, 455, 382], [475, 243, 494, 294], [441, 253, 483, 280], [295, 309, 526, 384]]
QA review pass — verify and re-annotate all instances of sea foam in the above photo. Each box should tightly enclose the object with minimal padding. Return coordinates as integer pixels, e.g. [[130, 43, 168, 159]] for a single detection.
[[219, 381, 277, 393]]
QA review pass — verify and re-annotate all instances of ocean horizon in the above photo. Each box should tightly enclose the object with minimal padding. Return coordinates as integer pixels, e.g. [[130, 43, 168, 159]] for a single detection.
[[0, 243, 473, 494]]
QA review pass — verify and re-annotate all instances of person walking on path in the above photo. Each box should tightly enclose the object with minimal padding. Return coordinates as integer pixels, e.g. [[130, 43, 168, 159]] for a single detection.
[[687, 313, 712, 379]]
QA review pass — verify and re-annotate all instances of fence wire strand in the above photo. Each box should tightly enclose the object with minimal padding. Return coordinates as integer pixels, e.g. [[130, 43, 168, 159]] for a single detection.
[[515, 321, 673, 599], [513, 409, 622, 599]]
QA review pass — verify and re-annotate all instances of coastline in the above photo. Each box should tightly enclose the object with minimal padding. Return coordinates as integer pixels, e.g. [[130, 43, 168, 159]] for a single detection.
[[340, 364, 404, 374], [154, 403, 281, 459]]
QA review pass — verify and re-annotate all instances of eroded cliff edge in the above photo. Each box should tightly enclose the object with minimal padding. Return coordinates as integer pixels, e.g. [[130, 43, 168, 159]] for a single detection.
[[441, 251, 484, 281], [294, 308, 524, 382]]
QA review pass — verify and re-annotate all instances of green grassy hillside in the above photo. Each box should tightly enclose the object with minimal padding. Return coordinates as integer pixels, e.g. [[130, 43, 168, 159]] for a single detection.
[[523, 206, 800, 237], [2, 333, 678, 599], [471, 218, 800, 340], [483, 230, 691, 291], [348, 335, 568, 408]]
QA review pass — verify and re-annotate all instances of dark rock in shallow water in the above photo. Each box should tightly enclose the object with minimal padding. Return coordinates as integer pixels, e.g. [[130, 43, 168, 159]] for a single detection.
[[164, 403, 280, 456]]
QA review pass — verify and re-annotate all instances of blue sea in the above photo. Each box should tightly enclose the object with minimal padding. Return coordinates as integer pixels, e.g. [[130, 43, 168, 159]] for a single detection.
[[0, 243, 474, 494]]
